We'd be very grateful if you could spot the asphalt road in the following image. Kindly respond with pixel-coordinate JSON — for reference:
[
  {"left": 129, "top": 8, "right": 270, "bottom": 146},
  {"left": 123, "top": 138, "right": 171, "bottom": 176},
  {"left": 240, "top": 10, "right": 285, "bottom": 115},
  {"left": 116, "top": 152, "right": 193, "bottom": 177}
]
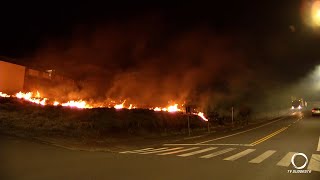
[{"left": 1, "top": 111, "right": 319, "bottom": 180}]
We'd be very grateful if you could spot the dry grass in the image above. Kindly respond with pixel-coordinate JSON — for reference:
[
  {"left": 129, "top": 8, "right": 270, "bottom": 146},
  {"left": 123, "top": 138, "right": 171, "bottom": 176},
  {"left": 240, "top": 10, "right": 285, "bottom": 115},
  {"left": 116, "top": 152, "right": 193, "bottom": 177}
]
[{"left": 0, "top": 97, "right": 208, "bottom": 139}]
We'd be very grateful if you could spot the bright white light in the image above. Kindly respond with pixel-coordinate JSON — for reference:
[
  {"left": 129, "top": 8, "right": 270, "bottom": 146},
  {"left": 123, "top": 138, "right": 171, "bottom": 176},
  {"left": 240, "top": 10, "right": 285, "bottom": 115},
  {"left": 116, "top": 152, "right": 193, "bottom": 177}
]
[{"left": 311, "top": 1, "right": 320, "bottom": 26}]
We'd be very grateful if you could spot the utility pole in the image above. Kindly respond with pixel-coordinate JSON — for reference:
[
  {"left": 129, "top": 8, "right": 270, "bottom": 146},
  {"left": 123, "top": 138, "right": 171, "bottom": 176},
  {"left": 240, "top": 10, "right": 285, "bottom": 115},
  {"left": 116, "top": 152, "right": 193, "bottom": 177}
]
[
  {"left": 232, "top": 106, "right": 234, "bottom": 127},
  {"left": 187, "top": 114, "right": 191, "bottom": 136},
  {"left": 186, "top": 106, "right": 191, "bottom": 136}
]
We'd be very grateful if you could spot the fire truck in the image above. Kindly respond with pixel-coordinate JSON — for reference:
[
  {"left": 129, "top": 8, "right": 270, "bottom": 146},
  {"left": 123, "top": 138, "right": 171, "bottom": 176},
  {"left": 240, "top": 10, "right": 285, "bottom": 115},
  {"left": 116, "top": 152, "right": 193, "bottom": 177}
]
[{"left": 291, "top": 97, "right": 307, "bottom": 110}]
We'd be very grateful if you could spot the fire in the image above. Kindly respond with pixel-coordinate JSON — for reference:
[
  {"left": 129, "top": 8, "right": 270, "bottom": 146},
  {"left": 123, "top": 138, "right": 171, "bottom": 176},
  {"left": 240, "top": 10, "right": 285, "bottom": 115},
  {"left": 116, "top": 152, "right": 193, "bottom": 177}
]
[
  {"left": 15, "top": 91, "right": 47, "bottom": 106},
  {"left": 114, "top": 100, "right": 126, "bottom": 109},
  {"left": 35, "top": 91, "right": 41, "bottom": 98},
  {"left": 167, "top": 104, "right": 180, "bottom": 112},
  {"left": 61, "top": 100, "right": 91, "bottom": 109},
  {"left": 16, "top": 92, "right": 32, "bottom": 99},
  {"left": 153, "top": 104, "right": 182, "bottom": 113},
  {"left": 196, "top": 112, "right": 208, "bottom": 121},
  {"left": 53, "top": 101, "right": 60, "bottom": 106},
  {"left": 0, "top": 92, "right": 10, "bottom": 98},
  {"left": 114, "top": 104, "right": 124, "bottom": 109},
  {"left": 37, "top": 98, "right": 47, "bottom": 106},
  {"left": 1, "top": 90, "right": 209, "bottom": 121}
]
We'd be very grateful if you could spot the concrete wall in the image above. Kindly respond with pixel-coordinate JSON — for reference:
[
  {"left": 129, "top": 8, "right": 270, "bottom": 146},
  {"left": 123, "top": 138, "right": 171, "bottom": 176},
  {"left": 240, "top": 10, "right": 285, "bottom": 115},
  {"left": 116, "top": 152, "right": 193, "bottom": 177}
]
[{"left": 0, "top": 61, "right": 26, "bottom": 94}]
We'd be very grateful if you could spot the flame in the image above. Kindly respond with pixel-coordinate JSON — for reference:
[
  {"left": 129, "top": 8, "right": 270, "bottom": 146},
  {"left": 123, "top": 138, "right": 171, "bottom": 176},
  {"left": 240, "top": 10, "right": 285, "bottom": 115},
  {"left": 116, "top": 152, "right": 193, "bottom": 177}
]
[
  {"left": 167, "top": 104, "right": 180, "bottom": 112},
  {"left": 153, "top": 104, "right": 182, "bottom": 112},
  {"left": 38, "top": 98, "right": 47, "bottom": 106},
  {"left": 196, "top": 112, "right": 208, "bottom": 121},
  {"left": 0, "top": 92, "right": 10, "bottom": 97},
  {"left": 53, "top": 101, "right": 60, "bottom": 106},
  {"left": 61, "top": 100, "right": 91, "bottom": 109},
  {"left": 114, "top": 100, "right": 126, "bottom": 109},
  {"left": 15, "top": 91, "right": 47, "bottom": 106},
  {"left": 16, "top": 92, "right": 32, "bottom": 99},
  {"left": 36, "top": 91, "right": 41, "bottom": 98},
  {"left": 1, "top": 90, "right": 209, "bottom": 121},
  {"left": 114, "top": 104, "right": 124, "bottom": 109}
]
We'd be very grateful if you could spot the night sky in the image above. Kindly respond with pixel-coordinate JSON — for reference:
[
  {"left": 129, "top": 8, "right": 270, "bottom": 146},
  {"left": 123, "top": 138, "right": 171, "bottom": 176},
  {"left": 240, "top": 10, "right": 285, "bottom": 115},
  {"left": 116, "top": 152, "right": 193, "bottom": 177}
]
[
  {"left": 1, "top": 1, "right": 320, "bottom": 107},
  {"left": 0, "top": 2, "right": 303, "bottom": 58}
]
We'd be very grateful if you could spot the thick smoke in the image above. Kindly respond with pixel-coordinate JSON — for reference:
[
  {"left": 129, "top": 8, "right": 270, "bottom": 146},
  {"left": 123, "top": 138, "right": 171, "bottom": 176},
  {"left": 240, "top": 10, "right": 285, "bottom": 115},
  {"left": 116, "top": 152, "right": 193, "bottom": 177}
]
[{"left": 28, "top": 15, "right": 260, "bottom": 110}]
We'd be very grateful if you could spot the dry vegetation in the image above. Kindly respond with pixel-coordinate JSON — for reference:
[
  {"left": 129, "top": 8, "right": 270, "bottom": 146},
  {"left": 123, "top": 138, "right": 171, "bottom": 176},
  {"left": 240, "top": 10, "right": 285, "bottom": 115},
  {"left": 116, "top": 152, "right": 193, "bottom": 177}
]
[
  {"left": 0, "top": 97, "right": 209, "bottom": 139},
  {"left": 0, "top": 96, "right": 287, "bottom": 142}
]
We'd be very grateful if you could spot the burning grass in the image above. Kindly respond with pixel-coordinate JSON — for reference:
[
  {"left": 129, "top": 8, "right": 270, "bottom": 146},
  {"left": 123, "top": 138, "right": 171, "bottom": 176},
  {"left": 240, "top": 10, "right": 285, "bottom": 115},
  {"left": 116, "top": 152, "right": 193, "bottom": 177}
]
[
  {"left": 2, "top": 91, "right": 208, "bottom": 121},
  {"left": 0, "top": 97, "right": 208, "bottom": 139}
]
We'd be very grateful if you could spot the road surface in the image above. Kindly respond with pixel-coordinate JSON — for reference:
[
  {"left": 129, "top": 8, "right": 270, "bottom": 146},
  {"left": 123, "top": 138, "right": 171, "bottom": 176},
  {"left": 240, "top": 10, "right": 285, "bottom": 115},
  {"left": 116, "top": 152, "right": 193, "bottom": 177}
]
[{"left": 1, "top": 111, "right": 319, "bottom": 180}]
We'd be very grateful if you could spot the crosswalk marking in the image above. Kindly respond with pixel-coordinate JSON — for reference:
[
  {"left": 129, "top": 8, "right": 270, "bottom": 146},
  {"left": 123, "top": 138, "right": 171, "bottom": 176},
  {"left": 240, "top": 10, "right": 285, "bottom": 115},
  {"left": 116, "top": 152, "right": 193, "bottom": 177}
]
[
  {"left": 178, "top": 147, "right": 217, "bottom": 157},
  {"left": 158, "top": 147, "right": 200, "bottom": 155},
  {"left": 307, "top": 154, "right": 320, "bottom": 172},
  {"left": 224, "top": 149, "right": 256, "bottom": 161},
  {"left": 249, "top": 150, "right": 276, "bottom": 163},
  {"left": 200, "top": 148, "right": 236, "bottom": 159},
  {"left": 120, "top": 147, "right": 320, "bottom": 172},
  {"left": 276, "top": 152, "right": 296, "bottom": 167},
  {"left": 139, "top": 147, "right": 183, "bottom": 154},
  {"left": 120, "top": 147, "right": 167, "bottom": 154},
  {"left": 317, "top": 136, "right": 320, "bottom": 151}
]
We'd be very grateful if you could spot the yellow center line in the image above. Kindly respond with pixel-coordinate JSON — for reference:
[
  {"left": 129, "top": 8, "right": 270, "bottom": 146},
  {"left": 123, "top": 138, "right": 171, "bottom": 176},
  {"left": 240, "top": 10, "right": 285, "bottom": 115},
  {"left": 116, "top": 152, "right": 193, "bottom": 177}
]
[
  {"left": 197, "top": 116, "right": 288, "bottom": 144},
  {"left": 250, "top": 127, "right": 288, "bottom": 146},
  {"left": 250, "top": 128, "right": 285, "bottom": 146}
]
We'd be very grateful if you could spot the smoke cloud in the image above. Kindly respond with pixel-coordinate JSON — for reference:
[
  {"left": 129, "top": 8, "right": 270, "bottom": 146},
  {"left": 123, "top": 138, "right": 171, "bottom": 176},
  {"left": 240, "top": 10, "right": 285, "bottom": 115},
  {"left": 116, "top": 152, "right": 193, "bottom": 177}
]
[{"left": 26, "top": 14, "right": 272, "bottom": 110}]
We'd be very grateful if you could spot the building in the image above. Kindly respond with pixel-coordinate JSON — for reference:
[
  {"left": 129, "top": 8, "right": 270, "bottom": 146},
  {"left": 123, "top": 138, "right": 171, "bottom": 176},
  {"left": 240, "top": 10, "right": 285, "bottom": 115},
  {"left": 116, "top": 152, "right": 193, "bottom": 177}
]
[
  {"left": 0, "top": 60, "right": 26, "bottom": 94},
  {"left": 0, "top": 59, "right": 75, "bottom": 94}
]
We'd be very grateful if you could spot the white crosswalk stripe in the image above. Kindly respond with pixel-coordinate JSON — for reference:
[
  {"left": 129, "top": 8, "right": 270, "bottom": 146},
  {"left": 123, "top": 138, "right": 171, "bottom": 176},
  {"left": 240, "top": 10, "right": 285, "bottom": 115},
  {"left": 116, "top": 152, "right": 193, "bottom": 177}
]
[
  {"left": 223, "top": 149, "right": 256, "bottom": 161},
  {"left": 158, "top": 147, "right": 200, "bottom": 155},
  {"left": 139, "top": 147, "right": 183, "bottom": 154},
  {"left": 200, "top": 148, "right": 236, "bottom": 159},
  {"left": 178, "top": 147, "right": 217, "bottom": 157},
  {"left": 120, "top": 147, "right": 320, "bottom": 173},
  {"left": 307, "top": 154, "right": 320, "bottom": 172},
  {"left": 276, "top": 152, "right": 297, "bottom": 167},
  {"left": 120, "top": 147, "right": 167, "bottom": 154},
  {"left": 249, "top": 150, "right": 276, "bottom": 164}
]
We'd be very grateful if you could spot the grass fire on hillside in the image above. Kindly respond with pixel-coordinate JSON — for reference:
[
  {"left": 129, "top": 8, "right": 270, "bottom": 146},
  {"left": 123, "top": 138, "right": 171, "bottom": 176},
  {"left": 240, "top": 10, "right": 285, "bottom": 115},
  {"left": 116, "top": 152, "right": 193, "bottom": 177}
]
[{"left": 0, "top": 91, "right": 208, "bottom": 121}]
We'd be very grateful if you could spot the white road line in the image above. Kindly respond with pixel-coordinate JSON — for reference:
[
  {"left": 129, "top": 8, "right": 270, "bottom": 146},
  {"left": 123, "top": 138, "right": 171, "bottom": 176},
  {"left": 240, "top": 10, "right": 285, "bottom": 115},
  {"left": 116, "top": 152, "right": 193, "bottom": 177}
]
[
  {"left": 307, "top": 154, "right": 320, "bottom": 172},
  {"left": 223, "top": 149, "right": 256, "bottom": 161},
  {"left": 249, "top": 150, "right": 276, "bottom": 164},
  {"left": 158, "top": 147, "right": 200, "bottom": 155},
  {"left": 276, "top": 152, "right": 296, "bottom": 167},
  {"left": 120, "top": 148, "right": 155, "bottom": 154},
  {"left": 120, "top": 147, "right": 167, "bottom": 154},
  {"left": 317, "top": 136, "right": 320, "bottom": 151},
  {"left": 164, "top": 143, "right": 253, "bottom": 147},
  {"left": 139, "top": 147, "right": 183, "bottom": 154},
  {"left": 178, "top": 147, "right": 217, "bottom": 157},
  {"left": 197, "top": 117, "right": 287, "bottom": 144},
  {"left": 200, "top": 148, "right": 236, "bottom": 159}
]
